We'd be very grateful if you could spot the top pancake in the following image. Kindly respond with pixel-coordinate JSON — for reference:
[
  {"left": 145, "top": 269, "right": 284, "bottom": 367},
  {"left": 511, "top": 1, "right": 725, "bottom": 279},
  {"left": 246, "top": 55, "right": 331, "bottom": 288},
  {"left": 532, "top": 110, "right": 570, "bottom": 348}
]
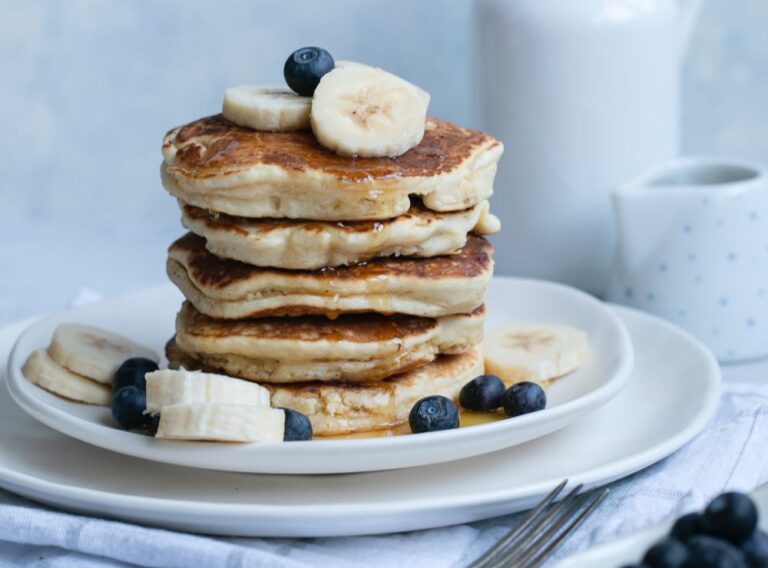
[{"left": 162, "top": 115, "right": 503, "bottom": 221}]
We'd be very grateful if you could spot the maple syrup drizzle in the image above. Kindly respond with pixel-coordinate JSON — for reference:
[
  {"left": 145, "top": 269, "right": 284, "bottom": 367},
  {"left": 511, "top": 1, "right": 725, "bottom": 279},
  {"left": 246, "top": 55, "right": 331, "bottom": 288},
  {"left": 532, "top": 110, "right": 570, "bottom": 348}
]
[{"left": 317, "top": 410, "right": 506, "bottom": 440}]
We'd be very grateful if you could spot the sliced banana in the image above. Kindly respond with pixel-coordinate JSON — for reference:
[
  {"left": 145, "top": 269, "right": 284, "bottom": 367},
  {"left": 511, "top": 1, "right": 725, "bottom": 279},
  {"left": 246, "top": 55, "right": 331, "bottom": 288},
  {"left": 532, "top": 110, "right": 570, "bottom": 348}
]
[
  {"left": 145, "top": 369, "right": 270, "bottom": 415},
  {"left": 48, "top": 323, "right": 158, "bottom": 385},
  {"left": 22, "top": 350, "right": 112, "bottom": 405},
  {"left": 310, "top": 62, "right": 430, "bottom": 157},
  {"left": 222, "top": 86, "right": 311, "bottom": 131},
  {"left": 482, "top": 323, "right": 589, "bottom": 385},
  {"left": 156, "top": 403, "right": 285, "bottom": 442}
]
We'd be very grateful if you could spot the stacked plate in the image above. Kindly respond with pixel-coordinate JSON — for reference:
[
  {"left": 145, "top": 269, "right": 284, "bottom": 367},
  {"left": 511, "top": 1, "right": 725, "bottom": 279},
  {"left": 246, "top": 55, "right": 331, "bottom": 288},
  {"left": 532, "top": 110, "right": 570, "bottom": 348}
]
[{"left": 2, "top": 276, "right": 721, "bottom": 536}]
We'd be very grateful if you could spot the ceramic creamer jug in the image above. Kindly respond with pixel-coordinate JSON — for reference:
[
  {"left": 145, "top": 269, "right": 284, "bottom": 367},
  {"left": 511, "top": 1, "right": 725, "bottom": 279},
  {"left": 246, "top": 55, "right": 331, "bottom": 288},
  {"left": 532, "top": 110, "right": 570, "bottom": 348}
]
[
  {"left": 474, "top": 0, "right": 701, "bottom": 296},
  {"left": 608, "top": 157, "right": 768, "bottom": 362}
]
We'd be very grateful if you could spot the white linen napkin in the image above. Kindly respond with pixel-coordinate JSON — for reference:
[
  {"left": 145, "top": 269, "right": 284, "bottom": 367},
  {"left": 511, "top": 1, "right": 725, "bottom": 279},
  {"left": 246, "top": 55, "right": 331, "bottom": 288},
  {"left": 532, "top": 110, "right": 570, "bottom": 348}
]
[{"left": 1, "top": 381, "right": 768, "bottom": 568}]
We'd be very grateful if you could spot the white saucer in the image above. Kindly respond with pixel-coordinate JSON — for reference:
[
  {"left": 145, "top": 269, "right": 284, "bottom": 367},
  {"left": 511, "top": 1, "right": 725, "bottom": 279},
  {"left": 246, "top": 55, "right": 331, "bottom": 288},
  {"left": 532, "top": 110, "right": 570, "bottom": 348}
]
[
  {"left": 6, "top": 278, "right": 633, "bottom": 474},
  {"left": 0, "top": 305, "right": 719, "bottom": 537}
]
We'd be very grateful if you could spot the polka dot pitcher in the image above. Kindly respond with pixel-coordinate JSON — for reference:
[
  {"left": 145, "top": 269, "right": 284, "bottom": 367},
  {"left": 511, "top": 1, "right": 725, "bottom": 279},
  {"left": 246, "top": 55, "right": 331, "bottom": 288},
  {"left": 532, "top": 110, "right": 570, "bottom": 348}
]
[{"left": 608, "top": 157, "right": 768, "bottom": 362}]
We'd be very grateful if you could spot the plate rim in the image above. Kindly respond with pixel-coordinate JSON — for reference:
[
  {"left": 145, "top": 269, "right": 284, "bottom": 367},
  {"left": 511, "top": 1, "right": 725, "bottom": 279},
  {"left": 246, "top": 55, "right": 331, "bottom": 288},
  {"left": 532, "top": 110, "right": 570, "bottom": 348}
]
[
  {"left": 0, "top": 303, "right": 720, "bottom": 520},
  {"left": 4, "top": 278, "right": 634, "bottom": 473}
]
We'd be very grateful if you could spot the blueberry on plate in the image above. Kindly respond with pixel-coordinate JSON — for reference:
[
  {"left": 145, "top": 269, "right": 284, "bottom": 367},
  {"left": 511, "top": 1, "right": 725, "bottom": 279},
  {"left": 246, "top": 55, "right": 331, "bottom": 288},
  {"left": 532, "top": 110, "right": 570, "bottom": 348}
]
[
  {"left": 686, "top": 535, "right": 749, "bottom": 567},
  {"left": 670, "top": 512, "right": 704, "bottom": 542},
  {"left": 111, "top": 386, "right": 152, "bottom": 430},
  {"left": 702, "top": 492, "right": 758, "bottom": 543},
  {"left": 741, "top": 530, "right": 768, "bottom": 567},
  {"left": 281, "top": 408, "right": 313, "bottom": 441},
  {"left": 642, "top": 538, "right": 689, "bottom": 568},
  {"left": 502, "top": 381, "right": 546, "bottom": 418},
  {"left": 459, "top": 374, "right": 505, "bottom": 411},
  {"left": 113, "top": 357, "right": 158, "bottom": 392},
  {"left": 409, "top": 396, "right": 459, "bottom": 434},
  {"left": 284, "top": 47, "right": 334, "bottom": 96}
]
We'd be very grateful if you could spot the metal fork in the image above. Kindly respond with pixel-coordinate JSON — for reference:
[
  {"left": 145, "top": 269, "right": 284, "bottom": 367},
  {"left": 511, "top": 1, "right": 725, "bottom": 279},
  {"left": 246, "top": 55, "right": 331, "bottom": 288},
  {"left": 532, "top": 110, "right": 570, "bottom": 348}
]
[{"left": 467, "top": 480, "right": 609, "bottom": 568}]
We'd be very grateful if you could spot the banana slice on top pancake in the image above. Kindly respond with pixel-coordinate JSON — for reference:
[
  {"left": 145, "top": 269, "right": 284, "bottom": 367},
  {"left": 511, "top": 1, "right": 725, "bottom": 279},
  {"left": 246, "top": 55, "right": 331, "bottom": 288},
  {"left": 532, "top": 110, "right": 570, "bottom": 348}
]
[
  {"left": 222, "top": 86, "right": 311, "bottom": 131},
  {"left": 311, "top": 63, "right": 430, "bottom": 157}
]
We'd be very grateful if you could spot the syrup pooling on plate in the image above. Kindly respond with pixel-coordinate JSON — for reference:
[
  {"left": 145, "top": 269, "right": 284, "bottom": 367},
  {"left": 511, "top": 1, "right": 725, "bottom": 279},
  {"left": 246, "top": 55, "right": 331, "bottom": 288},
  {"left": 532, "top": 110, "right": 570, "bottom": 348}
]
[{"left": 319, "top": 410, "right": 506, "bottom": 440}]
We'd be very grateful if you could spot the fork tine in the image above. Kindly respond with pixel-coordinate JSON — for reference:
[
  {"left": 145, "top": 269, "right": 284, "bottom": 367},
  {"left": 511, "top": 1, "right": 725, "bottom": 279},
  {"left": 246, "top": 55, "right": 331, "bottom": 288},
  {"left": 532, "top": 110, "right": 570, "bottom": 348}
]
[
  {"left": 467, "top": 479, "right": 569, "bottom": 568},
  {"left": 522, "top": 488, "right": 610, "bottom": 568},
  {"left": 494, "top": 484, "right": 585, "bottom": 567}
]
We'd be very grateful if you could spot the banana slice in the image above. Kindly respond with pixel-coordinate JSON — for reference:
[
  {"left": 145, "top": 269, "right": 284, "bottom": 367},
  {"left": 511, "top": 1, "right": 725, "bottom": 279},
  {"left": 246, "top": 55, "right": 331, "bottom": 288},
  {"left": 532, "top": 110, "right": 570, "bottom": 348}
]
[
  {"left": 22, "top": 350, "right": 112, "bottom": 405},
  {"left": 48, "top": 324, "right": 158, "bottom": 385},
  {"left": 156, "top": 403, "right": 285, "bottom": 442},
  {"left": 482, "top": 323, "right": 589, "bottom": 385},
  {"left": 145, "top": 369, "right": 270, "bottom": 415},
  {"left": 222, "top": 86, "right": 311, "bottom": 131},
  {"left": 310, "top": 62, "right": 430, "bottom": 157}
]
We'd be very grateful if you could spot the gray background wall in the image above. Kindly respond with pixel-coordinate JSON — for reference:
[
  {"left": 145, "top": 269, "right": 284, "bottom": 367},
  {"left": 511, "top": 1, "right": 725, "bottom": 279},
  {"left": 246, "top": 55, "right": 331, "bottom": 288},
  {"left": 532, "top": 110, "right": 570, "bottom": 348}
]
[{"left": 1, "top": 0, "right": 766, "bottom": 322}]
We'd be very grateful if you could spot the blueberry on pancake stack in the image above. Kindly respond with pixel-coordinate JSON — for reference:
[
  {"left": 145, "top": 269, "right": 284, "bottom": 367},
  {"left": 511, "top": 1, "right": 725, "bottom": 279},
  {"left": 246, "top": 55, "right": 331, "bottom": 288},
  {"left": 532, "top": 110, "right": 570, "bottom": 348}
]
[{"left": 160, "top": 49, "right": 503, "bottom": 436}]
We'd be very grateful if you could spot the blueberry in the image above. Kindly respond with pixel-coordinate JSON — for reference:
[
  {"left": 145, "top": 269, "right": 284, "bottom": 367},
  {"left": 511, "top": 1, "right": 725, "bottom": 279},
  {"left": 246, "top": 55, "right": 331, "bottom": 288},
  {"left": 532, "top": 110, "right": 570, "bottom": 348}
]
[
  {"left": 502, "top": 381, "right": 546, "bottom": 417},
  {"left": 284, "top": 47, "right": 334, "bottom": 96},
  {"left": 113, "top": 357, "right": 158, "bottom": 392},
  {"left": 642, "top": 538, "right": 689, "bottom": 568},
  {"left": 671, "top": 512, "right": 704, "bottom": 542},
  {"left": 687, "top": 535, "right": 749, "bottom": 567},
  {"left": 281, "top": 408, "right": 313, "bottom": 441},
  {"left": 702, "top": 492, "right": 758, "bottom": 543},
  {"left": 111, "top": 386, "right": 152, "bottom": 430},
  {"left": 459, "top": 374, "right": 505, "bottom": 411},
  {"left": 742, "top": 531, "right": 768, "bottom": 567},
  {"left": 409, "top": 396, "right": 459, "bottom": 433}
]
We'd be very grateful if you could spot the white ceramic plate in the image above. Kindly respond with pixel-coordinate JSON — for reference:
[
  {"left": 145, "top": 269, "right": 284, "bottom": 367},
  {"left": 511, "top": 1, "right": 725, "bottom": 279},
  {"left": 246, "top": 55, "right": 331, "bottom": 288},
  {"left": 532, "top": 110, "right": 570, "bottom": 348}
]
[
  {"left": 557, "top": 485, "right": 768, "bottom": 567},
  {"left": 6, "top": 278, "right": 633, "bottom": 475},
  {"left": 0, "top": 305, "right": 718, "bottom": 537}
]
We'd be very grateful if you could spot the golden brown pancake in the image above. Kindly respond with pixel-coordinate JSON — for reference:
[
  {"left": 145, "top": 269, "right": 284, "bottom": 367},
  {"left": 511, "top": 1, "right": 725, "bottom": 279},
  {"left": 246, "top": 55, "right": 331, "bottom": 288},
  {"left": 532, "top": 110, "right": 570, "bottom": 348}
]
[
  {"left": 173, "top": 301, "right": 485, "bottom": 383},
  {"left": 167, "top": 232, "right": 493, "bottom": 319},
  {"left": 161, "top": 116, "right": 503, "bottom": 221},
  {"left": 178, "top": 199, "right": 498, "bottom": 269},
  {"left": 165, "top": 337, "right": 484, "bottom": 435}
]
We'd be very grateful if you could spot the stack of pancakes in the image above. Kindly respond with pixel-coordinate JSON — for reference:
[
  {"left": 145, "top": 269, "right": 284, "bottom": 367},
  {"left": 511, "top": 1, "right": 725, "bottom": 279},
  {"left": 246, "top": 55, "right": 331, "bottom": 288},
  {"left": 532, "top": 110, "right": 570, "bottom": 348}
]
[{"left": 161, "top": 114, "right": 503, "bottom": 436}]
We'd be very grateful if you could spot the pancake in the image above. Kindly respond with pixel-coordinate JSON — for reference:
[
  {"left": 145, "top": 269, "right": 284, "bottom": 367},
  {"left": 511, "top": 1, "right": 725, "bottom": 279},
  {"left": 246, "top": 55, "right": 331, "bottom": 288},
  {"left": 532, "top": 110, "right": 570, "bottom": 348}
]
[
  {"left": 167, "top": 233, "right": 493, "bottom": 319},
  {"left": 166, "top": 338, "right": 484, "bottom": 435},
  {"left": 179, "top": 199, "right": 498, "bottom": 269},
  {"left": 161, "top": 115, "right": 503, "bottom": 221},
  {"left": 174, "top": 301, "right": 485, "bottom": 383}
]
